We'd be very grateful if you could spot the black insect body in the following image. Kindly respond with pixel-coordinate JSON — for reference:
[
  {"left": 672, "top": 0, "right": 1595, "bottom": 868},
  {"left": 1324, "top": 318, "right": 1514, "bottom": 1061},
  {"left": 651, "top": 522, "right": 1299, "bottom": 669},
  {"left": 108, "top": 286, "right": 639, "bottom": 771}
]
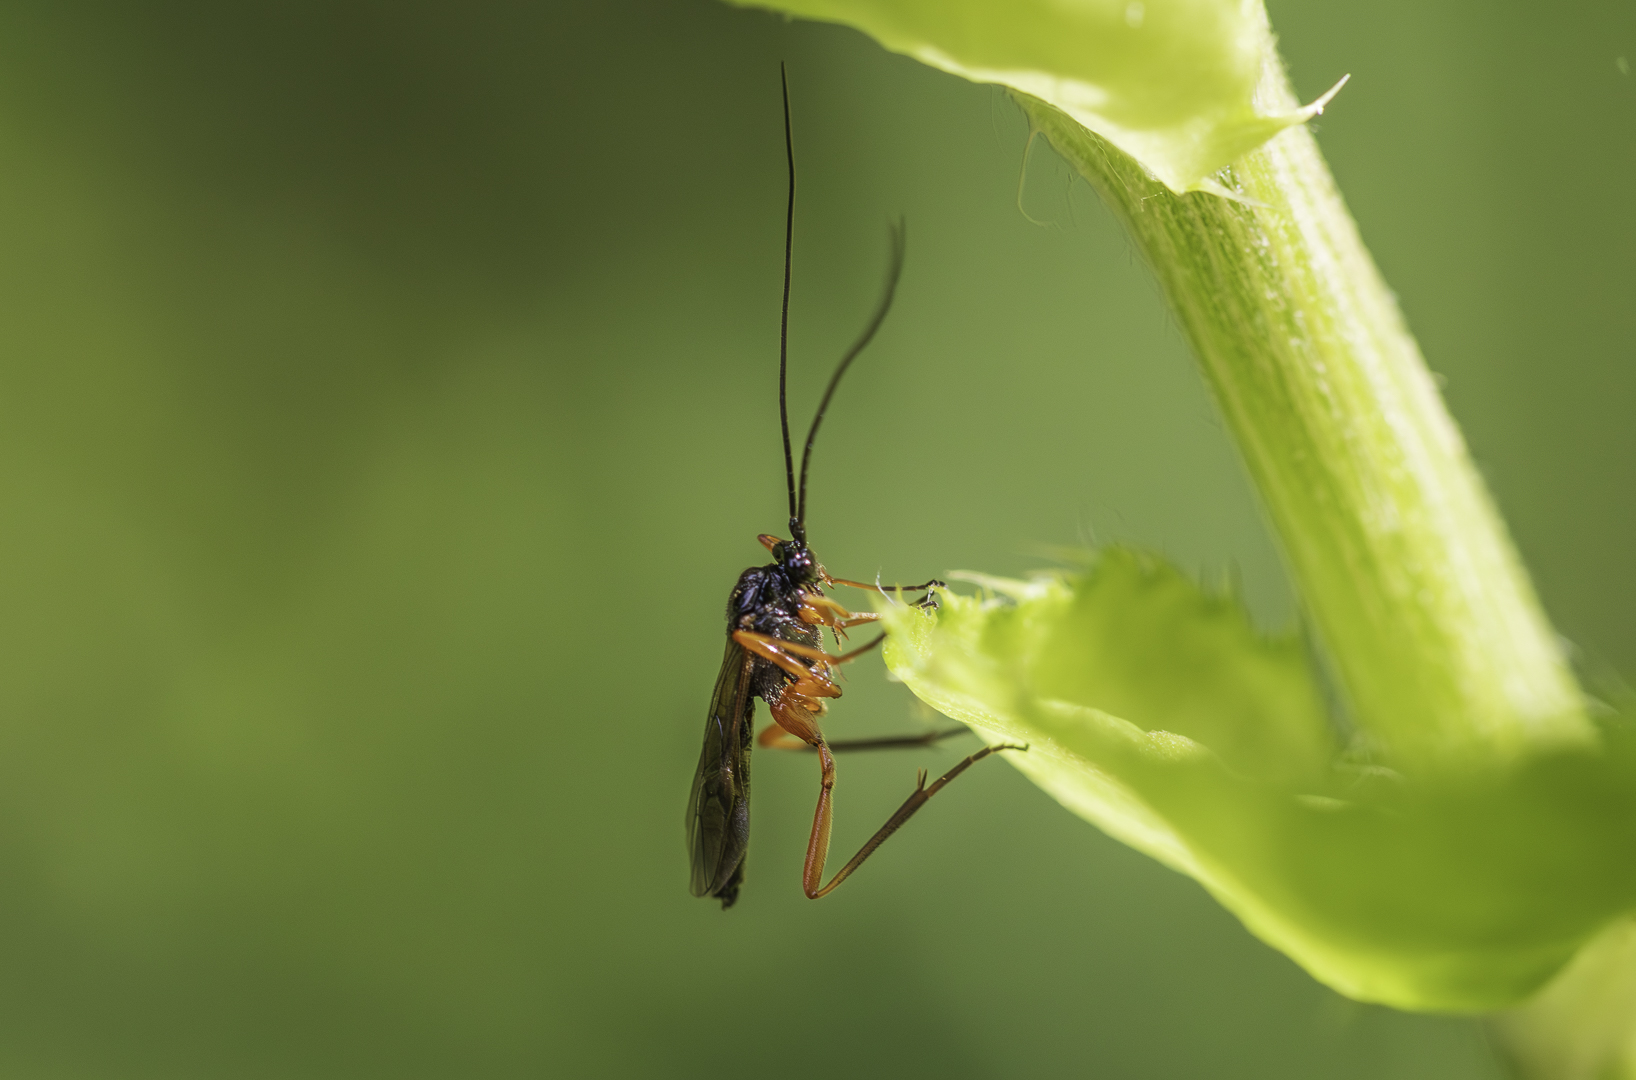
[
  {"left": 686, "top": 68, "right": 1021, "bottom": 909},
  {"left": 729, "top": 551, "right": 821, "bottom": 710}
]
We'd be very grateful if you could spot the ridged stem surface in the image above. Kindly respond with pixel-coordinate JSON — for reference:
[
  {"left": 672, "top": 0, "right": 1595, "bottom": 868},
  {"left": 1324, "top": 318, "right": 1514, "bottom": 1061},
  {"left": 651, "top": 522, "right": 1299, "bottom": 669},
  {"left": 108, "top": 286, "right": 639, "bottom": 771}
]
[{"left": 1016, "top": 59, "right": 1587, "bottom": 765}]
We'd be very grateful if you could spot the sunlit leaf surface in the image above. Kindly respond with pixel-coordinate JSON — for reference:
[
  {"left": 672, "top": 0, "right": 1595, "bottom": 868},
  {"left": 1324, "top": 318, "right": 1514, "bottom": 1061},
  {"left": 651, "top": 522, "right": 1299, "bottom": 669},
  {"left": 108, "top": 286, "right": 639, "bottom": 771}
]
[
  {"left": 729, "top": 0, "right": 1344, "bottom": 194},
  {"left": 881, "top": 552, "right": 1636, "bottom": 1012}
]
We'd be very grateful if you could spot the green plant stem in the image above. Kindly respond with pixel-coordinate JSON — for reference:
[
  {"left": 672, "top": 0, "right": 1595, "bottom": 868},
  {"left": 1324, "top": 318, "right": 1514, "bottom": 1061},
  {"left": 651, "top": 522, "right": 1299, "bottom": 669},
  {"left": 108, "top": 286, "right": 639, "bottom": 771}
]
[
  {"left": 1015, "top": 56, "right": 1588, "bottom": 766},
  {"left": 1496, "top": 919, "right": 1636, "bottom": 1080}
]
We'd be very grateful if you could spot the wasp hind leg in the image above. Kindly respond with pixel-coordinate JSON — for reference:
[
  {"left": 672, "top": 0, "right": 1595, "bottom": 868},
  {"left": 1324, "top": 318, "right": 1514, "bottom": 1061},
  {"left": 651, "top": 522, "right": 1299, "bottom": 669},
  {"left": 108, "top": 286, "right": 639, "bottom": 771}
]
[
  {"left": 737, "top": 630, "right": 1017, "bottom": 900},
  {"left": 806, "top": 740, "right": 1025, "bottom": 900},
  {"left": 759, "top": 676, "right": 1023, "bottom": 900}
]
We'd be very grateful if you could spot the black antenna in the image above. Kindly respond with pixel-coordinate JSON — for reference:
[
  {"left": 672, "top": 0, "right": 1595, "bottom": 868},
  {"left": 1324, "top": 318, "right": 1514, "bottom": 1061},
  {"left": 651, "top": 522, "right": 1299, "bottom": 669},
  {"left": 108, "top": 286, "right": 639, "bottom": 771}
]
[
  {"left": 778, "top": 64, "right": 799, "bottom": 534},
  {"left": 794, "top": 218, "right": 907, "bottom": 541}
]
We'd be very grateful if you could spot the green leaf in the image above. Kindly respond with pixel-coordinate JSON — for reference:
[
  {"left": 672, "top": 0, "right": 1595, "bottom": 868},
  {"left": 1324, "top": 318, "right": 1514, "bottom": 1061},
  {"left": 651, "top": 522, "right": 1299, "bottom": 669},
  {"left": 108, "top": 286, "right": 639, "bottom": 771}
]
[
  {"left": 880, "top": 551, "right": 1636, "bottom": 1012},
  {"left": 728, "top": 0, "right": 1345, "bottom": 194}
]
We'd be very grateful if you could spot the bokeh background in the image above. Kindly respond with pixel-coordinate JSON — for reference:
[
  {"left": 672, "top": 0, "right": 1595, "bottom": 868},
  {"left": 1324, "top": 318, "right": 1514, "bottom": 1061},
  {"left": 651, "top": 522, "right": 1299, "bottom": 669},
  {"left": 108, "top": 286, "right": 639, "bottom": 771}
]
[{"left": 0, "top": 0, "right": 1629, "bottom": 1076}]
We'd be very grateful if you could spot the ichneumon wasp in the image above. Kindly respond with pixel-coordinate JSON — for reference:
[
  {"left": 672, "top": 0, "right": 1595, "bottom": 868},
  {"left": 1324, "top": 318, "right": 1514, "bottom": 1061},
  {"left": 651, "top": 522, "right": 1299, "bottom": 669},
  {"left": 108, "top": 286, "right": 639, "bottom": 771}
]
[{"left": 686, "top": 66, "right": 1023, "bottom": 909}]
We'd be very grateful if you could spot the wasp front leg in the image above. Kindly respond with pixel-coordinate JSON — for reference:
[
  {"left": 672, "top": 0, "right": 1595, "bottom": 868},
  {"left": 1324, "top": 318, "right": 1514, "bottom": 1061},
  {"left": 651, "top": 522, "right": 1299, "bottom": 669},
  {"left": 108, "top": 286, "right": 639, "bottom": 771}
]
[
  {"left": 822, "top": 572, "right": 944, "bottom": 610},
  {"left": 798, "top": 592, "right": 880, "bottom": 627},
  {"left": 796, "top": 591, "right": 881, "bottom": 650}
]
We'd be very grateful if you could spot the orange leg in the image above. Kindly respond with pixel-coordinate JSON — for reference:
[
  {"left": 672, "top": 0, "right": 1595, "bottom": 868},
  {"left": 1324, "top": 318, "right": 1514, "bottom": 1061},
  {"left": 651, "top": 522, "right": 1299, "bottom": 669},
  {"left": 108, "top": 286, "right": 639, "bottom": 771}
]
[
  {"left": 823, "top": 573, "right": 944, "bottom": 610},
  {"left": 735, "top": 631, "right": 835, "bottom": 668},
  {"left": 805, "top": 740, "right": 838, "bottom": 899},
  {"left": 798, "top": 592, "right": 881, "bottom": 651},
  {"left": 758, "top": 722, "right": 811, "bottom": 750},
  {"left": 805, "top": 741, "right": 1026, "bottom": 899},
  {"left": 760, "top": 723, "right": 969, "bottom": 753},
  {"left": 740, "top": 625, "right": 1005, "bottom": 900},
  {"left": 767, "top": 684, "right": 825, "bottom": 743},
  {"left": 752, "top": 681, "right": 837, "bottom": 898},
  {"left": 798, "top": 593, "right": 852, "bottom": 624},
  {"left": 765, "top": 688, "right": 839, "bottom": 899},
  {"left": 824, "top": 573, "right": 944, "bottom": 595},
  {"left": 731, "top": 629, "right": 887, "bottom": 699},
  {"left": 798, "top": 592, "right": 882, "bottom": 630},
  {"left": 732, "top": 630, "right": 842, "bottom": 699},
  {"left": 778, "top": 676, "right": 1023, "bottom": 900}
]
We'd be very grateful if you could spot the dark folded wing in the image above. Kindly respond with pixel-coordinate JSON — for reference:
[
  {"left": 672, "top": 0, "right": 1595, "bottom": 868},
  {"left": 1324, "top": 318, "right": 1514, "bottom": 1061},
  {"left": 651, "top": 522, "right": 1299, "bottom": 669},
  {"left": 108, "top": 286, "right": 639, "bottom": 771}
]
[{"left": 687, "top": 639, "right": 755, "bottom": 903}]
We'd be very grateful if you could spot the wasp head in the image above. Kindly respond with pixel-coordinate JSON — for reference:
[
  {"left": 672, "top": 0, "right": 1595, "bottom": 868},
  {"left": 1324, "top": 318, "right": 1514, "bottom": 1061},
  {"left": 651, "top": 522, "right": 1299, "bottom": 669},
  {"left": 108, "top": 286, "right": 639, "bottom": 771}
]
[{"left": 758, "top": 533, "right": 820, "bottom": 584}]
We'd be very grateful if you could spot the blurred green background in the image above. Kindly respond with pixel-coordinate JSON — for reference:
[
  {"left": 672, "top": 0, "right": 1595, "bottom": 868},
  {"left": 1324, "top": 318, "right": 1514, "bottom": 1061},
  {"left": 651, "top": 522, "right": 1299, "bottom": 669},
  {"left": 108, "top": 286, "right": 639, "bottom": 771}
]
[{"left": 0, "top": 0, "right": 1628, "bottom": 1076}]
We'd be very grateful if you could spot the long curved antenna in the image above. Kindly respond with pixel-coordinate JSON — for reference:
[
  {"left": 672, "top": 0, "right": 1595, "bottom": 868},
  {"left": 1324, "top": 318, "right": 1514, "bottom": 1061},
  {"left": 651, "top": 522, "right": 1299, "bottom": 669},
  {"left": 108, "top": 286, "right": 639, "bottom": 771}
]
[
  {"left": 794, "top": 218, "right": 906, "bottom": 541},
  {"left": 778, "top": 64, "right": 799, "bottom": 531}
]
